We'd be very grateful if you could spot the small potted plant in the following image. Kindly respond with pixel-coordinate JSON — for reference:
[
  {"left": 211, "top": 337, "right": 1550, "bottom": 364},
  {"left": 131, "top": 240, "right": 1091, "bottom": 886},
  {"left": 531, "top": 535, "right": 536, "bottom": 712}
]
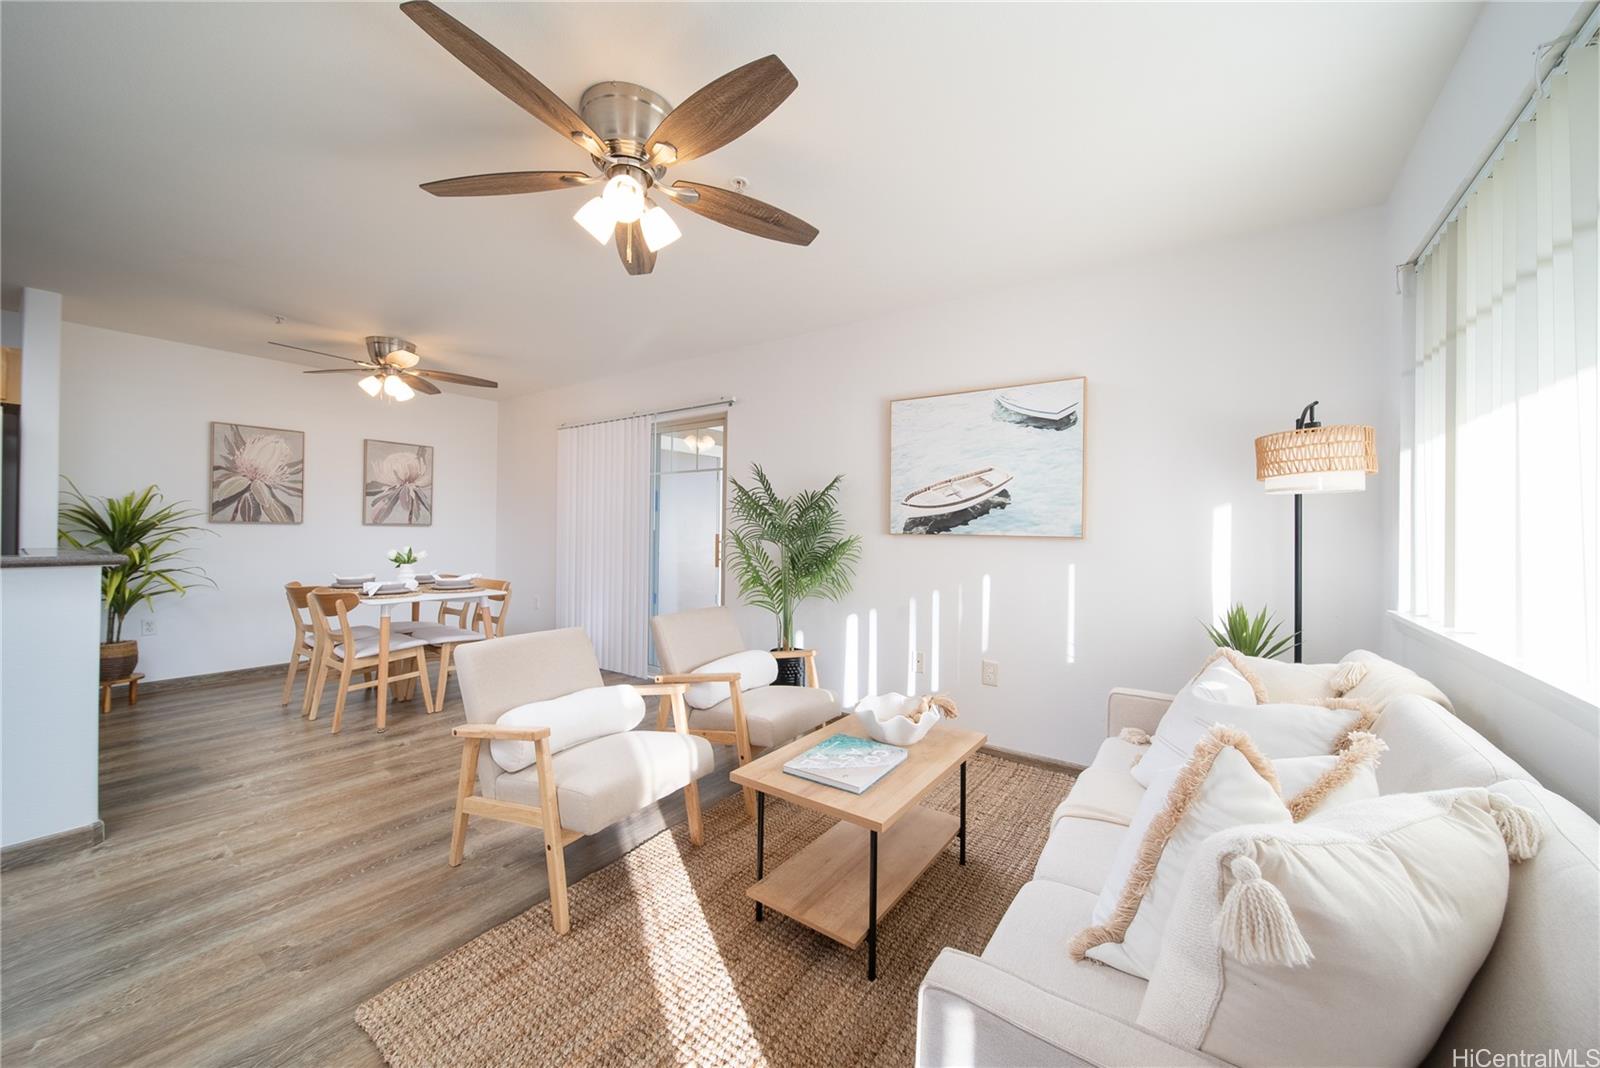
[
  {"left": 386, "top": 545, "right": 427, "bottom": 581},
  {"left": 726, "top": 465, "right": 861, "bottom": 685},
  {"left": 1203, "top": 603, "right": 1298, "bottom": 659},
  {"left": 59, "top": 480, "right": 214, "bottom": 682}
]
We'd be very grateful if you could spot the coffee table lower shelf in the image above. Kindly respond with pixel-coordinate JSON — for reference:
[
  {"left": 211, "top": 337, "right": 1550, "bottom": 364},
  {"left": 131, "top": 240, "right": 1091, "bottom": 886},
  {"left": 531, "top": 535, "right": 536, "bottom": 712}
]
[{"left": 747, "top": 805, "right": 958, "bottom": 949}]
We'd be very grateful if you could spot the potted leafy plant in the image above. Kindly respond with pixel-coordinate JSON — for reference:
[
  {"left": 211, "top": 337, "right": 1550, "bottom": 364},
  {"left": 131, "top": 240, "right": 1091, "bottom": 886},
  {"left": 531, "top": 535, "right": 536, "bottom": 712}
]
[
  {"left": 59, "top": 480, "right": 214, "bottom": 681},
  {"left": 1203, "top": 603, "right": 1297, "bottom": 660},
  {"left": 726, "top": 465, "right": 862, "bottom": 685}
]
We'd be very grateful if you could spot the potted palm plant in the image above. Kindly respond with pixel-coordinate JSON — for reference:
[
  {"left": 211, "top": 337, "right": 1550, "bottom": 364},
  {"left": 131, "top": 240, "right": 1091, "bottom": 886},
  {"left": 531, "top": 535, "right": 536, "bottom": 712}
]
[
  {"left": 59, "top": 480, "right": 214, "bottom": 681},
  {"left": 726, "top": 465, "right": 862, "bottom": 685}
]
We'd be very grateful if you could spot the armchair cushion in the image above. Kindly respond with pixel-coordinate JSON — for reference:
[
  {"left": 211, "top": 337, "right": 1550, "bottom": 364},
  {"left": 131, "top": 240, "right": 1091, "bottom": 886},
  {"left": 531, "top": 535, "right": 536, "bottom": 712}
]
[
  {"left": 650, "top": 606, "right": 746, "bottom": 677},
  {"left": 489, "top": 685, "right": 646, "bottom": 772},
  {"left": 683, "top": 649, "right": 779, "bottom": 708},
  {"left": 493, "top": 731, "right": 714, "bottom": 835},
  {"left": 691, "top": 683, "right": 839, "bottom": 747}
]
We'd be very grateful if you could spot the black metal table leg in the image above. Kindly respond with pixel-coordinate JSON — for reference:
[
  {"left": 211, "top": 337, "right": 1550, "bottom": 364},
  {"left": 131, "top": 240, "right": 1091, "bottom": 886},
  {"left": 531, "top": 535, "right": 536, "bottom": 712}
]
[
  {"left": 959, "top": 761, "right": 968, "bottom": 865},
  {"left": 868, "top": 829, "right": 878, "bottom": 981},
  {"left": 755, "top": 791, "right": 765, "bottom": 921}
]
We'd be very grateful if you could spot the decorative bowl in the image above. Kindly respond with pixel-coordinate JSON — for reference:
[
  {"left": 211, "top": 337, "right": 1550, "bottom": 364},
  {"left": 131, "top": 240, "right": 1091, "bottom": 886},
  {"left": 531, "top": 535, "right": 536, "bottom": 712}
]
[{"left": 852, "top": 692, "right": 942, "bottom": 746}]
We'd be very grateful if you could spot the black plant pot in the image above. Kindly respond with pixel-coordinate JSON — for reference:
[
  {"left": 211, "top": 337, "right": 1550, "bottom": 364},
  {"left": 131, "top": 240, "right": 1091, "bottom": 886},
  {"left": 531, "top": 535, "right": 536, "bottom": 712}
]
[{"left": 772, "top": 650, "right": 805, "bottom": 687}]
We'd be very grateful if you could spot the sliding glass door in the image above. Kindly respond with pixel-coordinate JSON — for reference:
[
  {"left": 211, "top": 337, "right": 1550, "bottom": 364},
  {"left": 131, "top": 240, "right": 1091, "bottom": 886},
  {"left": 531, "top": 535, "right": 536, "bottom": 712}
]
[{"left": 649, "top": 416, "right": 725, "bottom": 668}]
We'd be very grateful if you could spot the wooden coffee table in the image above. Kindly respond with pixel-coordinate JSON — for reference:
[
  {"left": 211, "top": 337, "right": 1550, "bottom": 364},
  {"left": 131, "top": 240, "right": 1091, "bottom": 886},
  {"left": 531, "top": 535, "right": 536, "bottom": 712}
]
[{"left": 729, "top": 718, "right": 986, "bottom": 980}]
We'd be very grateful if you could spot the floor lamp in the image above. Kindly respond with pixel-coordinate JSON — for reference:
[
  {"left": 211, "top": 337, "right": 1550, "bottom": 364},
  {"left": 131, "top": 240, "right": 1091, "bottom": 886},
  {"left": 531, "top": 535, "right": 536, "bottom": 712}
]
[{"left": 1254, "top": 402, "right": 1377, "bottom": 663}]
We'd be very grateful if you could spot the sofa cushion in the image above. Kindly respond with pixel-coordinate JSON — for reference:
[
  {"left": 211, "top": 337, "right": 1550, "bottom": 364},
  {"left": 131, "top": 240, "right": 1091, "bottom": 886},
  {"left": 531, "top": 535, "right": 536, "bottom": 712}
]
[
  {"left": 1074, "top": 728, "right": 1293, "bottom": 978},
  {"left": 981, "top": 879, "right": 1147, "bottom": 1022},
  {"left": 1052, "top": 765, "right": 1146, "bottom": 827},
  {"left": 1033, "top": 816, "right": 1128, "bottom": 894},
  {"left": 490, "top": 685, "right": 647, "bottom": 771},
  {"left": 1273, "top": 730, "right": 1385, "bottom": 820},
  {"left": 1430, "top": 779, "right": 1600, "bottom": 1062},
  {"left": 493, "top": 730, "right": 714, "bottom": 835},
  {"left": 1339, "top": 647, "right": 1455, "bottom": 711},
  {"left": 1373, "top": 693, "right": 1534, "bottom": 794},
  {"left": 682, "top": 649, "right": 779, "bottom": 709},
  {"left": 689, "top": 684, "right": 838, "bottom": 748},
  {"left": 1138, "top": 788, "right": 1537, "bottom": 1068},
  {"left": 1237, "top": 655, "right": 1338, "bottom": 703}
]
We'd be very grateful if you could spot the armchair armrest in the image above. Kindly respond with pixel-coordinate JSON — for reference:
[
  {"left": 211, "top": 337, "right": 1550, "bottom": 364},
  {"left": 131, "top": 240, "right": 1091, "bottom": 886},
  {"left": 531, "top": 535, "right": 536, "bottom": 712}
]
[
  {"left": 633, "top": 682, "right": 689, "bottom": 697},
  {"left": 917, "top": 949, "right": 1219, "bottom": 1067},
  {"left": 653, "top": 672, "right": 741, "bottom": 685},
  {"left": 452, "top": 723, "right": 551, "bottom": 742},
  {"left": 1105, "top": 688, "right": 1174, "bottom": 739}
]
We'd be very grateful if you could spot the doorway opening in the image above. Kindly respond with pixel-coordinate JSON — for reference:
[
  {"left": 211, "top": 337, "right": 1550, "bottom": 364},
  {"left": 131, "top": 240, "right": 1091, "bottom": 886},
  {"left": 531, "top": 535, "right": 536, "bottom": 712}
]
[{"left": 649, "top": 415, "right": 726, "bottom": 669}]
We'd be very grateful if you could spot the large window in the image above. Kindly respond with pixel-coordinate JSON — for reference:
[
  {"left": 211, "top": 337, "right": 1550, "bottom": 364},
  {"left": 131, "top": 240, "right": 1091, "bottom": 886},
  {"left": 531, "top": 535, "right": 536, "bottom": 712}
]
[{"left": 1401, "top": 37, "right": 1597, "bottom": 701}]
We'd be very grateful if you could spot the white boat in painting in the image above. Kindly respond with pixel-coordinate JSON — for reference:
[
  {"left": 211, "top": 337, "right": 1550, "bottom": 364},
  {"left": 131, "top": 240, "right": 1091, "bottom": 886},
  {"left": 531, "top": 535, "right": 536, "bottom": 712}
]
[
  {"left": 996, "top": 382, "right": 1080, "bottom": 424},
  {"left": 902, "top": 466, "right": 1015, "bottom": 515}
]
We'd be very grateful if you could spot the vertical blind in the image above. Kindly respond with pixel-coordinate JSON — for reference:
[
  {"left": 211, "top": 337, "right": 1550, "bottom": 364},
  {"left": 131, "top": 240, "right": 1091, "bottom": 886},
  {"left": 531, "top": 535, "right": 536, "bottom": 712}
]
[
  {"left": 555, "top": 415, "right": 652, "bottom": 677},
  {"left": 1405, "top": 38, "right": 1598, "bottom": 701}
]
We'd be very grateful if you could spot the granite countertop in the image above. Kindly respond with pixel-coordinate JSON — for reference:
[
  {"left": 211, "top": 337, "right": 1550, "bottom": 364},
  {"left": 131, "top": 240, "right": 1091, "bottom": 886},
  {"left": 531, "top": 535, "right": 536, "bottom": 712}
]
[{"left": 1, "top": 548, "right": 127, "bottom": 569}]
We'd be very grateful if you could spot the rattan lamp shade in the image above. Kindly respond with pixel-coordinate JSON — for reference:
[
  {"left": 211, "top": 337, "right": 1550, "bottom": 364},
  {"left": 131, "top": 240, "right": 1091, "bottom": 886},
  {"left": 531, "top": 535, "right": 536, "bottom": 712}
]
[{"left": 1254, "top": 424, "right": 1377, "bottom": 494}]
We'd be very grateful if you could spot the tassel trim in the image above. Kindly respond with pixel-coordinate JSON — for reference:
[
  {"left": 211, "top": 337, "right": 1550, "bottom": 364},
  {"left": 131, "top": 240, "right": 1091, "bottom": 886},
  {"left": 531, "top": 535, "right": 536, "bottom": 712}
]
[
  {"left": 1119, "top": 726, "right": 1152, "bottom": 746},
  {"left": 1329, "top": 660, "right": 1368, "bottom": 695},
  {"left": 1214, "top": 853, "right": 1314, "bottom": 967},
  {"left": 1488, "top": 794, "right": 1544, "bottom": 861},
  {"left": 1285, "top": 731, "right": 1387, "bottom": 821}
]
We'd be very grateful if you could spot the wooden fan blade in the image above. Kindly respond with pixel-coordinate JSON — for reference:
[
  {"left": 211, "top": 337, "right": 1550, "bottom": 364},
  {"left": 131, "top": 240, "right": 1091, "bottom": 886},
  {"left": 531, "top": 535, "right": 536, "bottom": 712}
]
[
  {"left": 302, "top": 368, "right": 372, "bottom": 374},
  {"left": 270, "top": 341, "right": 370, "bottom": 364},
  {"left": 646, "top": 55, "right": 796, "bottom": 166},
  {"left": 670, "top": 181, "right": 818, "bottom": 246},
  {"left": 400, "top": 1, "right": 606, "bottom": 155},
  {"left": 411, "top": 369, "right": 500, "bottom": 388},
  {"left": 615, "top": 220, "right": 656, "bottom": 275},
  {"left": 421, "top": 171, "right": 593, "bottom": 197},
  {"left": 398, "top": 371, "right": 442, "bottom": 395}
]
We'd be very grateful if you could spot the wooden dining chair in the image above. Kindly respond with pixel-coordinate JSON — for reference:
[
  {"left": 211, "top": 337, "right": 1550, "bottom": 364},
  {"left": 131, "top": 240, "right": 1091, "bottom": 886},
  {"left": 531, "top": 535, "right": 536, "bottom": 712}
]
[
  {"left": 392, "top": 579, "right": 512, "bottom": 709},
  {"left": 474, "top": 578, "right": 512, "bottom": 637},
  {"left": 282, "top": 581, "right": 376, "bottom": 709},
  {"left": 306, "top": 588, "right": 435, "bottom": 733}
]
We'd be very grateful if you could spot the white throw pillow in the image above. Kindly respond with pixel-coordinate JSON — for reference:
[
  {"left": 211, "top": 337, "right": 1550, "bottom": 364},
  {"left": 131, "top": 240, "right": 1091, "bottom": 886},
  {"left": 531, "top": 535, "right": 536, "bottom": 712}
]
[
  {"left": 683, "top": 649, "right": 779, "bottom": 709},
  {"left": 1135, "top": 687, "right": 1375, "bottom": 789},
  {"left": 1071, "top": 726, "right": 1292, "bottom": 979},
  {"left": 489, "top": 685, "right": 646, "bottom": 772},
  {"left": 1138, "top": 788, "right": 1542, "bottom": 1068},
  {"left": 1273, "top": 731, "right": 1385, "bottom": 820}
]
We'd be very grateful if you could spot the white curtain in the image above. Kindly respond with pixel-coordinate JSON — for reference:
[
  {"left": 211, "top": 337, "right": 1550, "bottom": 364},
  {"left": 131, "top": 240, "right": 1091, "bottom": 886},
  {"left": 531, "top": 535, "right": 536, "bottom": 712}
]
[
  {"left": 555, "top": 415, "right": 652, "bottom": 677},
  {"left": 1407, "top": 40, "right": 1598, "bottom": 700}
]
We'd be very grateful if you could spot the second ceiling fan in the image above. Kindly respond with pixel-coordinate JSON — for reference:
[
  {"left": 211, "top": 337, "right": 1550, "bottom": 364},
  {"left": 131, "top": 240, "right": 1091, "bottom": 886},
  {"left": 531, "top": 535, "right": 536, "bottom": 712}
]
[{"left": 400, "top": 0, "right": 818, "bottom": 276}]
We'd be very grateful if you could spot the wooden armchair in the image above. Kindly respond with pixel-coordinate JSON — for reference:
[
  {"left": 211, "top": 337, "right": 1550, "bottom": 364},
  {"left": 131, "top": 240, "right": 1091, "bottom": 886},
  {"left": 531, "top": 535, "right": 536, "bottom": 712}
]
[
  {"left": 650, "top": 606, "right": 837, "bottom": 816},
  {"left": 449, "top": 628, "right": 712, "bottom": 934}
]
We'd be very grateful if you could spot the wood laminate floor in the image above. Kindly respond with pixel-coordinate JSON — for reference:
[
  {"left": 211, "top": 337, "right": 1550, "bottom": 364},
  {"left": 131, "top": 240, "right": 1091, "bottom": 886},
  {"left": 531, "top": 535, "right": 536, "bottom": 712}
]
[{"left": 0, "top": 668, "right": 743, "bottom": 1067}]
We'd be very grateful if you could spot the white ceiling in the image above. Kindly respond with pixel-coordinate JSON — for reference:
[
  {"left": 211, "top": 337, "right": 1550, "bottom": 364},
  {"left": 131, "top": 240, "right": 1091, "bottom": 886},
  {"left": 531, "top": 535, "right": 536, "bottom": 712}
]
[{"left": 1, "top": 2, "right": 1479, "bottom": 394}]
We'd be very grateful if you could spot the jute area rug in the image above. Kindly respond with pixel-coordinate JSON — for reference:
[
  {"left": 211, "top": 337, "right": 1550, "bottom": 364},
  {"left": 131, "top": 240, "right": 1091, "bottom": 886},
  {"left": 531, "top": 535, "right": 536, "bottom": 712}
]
[{"left": 356, "top": 752, "right": 1074, "bottom": 1067}]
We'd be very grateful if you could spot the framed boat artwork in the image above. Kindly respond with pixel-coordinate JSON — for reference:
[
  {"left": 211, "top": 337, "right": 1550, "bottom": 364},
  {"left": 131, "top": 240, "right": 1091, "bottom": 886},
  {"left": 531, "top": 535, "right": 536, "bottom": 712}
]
[{"left": 888, "top": 376, "right": 1085, "bottom": 537}]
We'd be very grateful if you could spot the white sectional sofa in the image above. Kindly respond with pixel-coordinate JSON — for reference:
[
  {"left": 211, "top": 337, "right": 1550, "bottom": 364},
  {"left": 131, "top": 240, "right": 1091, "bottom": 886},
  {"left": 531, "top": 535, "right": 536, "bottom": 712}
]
[{"left": 916, "top": 651, "right": 1600, "bottom": 1067}]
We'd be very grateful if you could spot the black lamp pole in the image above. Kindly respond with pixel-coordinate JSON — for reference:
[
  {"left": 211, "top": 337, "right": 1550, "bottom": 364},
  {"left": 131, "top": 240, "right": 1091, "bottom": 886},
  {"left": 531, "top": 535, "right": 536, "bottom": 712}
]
[{"left": 1291, "top": 401, "right": 1320, "bottom": 664}]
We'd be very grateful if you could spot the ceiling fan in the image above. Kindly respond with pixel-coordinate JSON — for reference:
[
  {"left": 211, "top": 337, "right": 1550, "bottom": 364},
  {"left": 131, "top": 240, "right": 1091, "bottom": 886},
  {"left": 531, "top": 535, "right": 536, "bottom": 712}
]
[
  {"left": 270, "top": 337, "right": 498, "bottom": 401},
  {"left": 399, "top": 0, "right": 818, "bottom": 276}
]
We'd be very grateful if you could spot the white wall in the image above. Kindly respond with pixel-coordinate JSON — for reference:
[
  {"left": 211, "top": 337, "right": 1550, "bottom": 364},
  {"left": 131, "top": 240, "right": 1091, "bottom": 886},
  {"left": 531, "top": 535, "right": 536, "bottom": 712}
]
[
  {"left": 498, "top": 207, "right": 1390, "bottom": 768},
  {"left": 57, "top": 323, "right": 499, "bottom": 681},
  {"left": 1379, "top": 1, "right": 1598, "bottom": 811}
]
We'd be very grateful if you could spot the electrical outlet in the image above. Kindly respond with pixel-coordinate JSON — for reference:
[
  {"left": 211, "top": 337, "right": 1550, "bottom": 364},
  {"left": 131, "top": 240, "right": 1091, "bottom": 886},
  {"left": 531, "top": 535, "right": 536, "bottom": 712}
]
[
  {"left": 532, "top": 594, "right": 543, "bottom": 612},
  {"left": 140, "top": 618, "right": 157, "bottom": 637},
  {"left": 915, "top": 651, "right": 926, "bottom": 675},
  {"left": 981, "top": 659, "right": 999, "bottom": 687}
]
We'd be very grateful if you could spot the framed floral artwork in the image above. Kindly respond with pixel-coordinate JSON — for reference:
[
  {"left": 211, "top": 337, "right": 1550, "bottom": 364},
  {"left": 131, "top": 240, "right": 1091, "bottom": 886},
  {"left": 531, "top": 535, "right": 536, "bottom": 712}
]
[
  {"left": 364, "top": 439, "right": 433, "bottom": 526},
  {"left": 209, "top": 422, "right": 304, "bottom": 523}
]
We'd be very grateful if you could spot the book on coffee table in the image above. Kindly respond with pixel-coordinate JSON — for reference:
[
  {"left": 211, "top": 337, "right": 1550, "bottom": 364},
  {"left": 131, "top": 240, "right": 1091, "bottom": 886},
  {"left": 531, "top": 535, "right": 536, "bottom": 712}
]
[{"left": 782, "top": 734, "right": 908, "bottom": 794}]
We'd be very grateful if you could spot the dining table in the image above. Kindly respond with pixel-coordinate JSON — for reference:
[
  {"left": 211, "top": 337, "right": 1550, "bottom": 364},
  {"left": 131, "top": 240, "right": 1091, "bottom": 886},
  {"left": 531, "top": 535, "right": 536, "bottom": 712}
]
[{"left": 353, "top": 582, "right": 498, "bottom": 731}]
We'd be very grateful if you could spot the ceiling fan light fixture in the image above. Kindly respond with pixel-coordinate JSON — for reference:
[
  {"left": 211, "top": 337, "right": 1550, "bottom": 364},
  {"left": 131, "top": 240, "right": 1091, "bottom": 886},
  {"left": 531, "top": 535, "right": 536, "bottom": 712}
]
[
  {"left": 640, "top": 202, "right": 681, "bottom": 252},
  {"left": 573, "top": 196, "right": 615, "bottom": 244},
  {"left": 602, "top": 172, "right": 646, "bottom": 224},
  {"left": 383, "top": 374, "right": 416, "bottom": 402},
  {"left": 357, "top": 374, "right": 384, "bottom": 397}
]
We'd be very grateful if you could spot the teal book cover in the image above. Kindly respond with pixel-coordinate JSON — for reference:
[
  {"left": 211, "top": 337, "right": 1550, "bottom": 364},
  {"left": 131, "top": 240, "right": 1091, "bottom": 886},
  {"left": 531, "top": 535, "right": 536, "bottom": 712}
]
[{"left": 782, "top": 734, "right": 908, "bottom": 794}]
